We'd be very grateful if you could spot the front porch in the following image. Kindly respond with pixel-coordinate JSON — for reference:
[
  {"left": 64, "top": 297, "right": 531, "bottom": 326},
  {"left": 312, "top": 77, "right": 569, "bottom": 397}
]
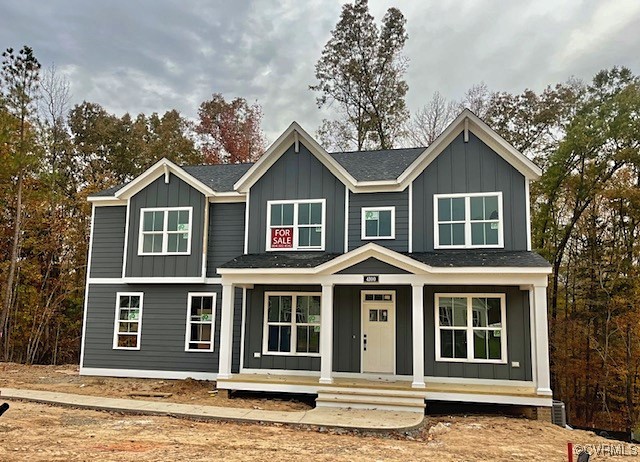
[
  {"left": 216, "top": 244, "right": 553, "bottom": 409},
  {"left": 216, "top": 373, "right": 551, "bottom": 407}
]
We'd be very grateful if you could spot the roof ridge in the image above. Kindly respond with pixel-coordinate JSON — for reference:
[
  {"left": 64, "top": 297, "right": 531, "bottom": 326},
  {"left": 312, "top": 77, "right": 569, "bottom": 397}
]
[{"left": 329, "top": 146, "right": 427, "bottom": 155}]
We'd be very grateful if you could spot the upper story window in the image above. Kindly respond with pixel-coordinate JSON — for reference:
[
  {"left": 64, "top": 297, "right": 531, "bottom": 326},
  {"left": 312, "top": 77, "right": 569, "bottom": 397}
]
[
  {"left": 266, "top": 199, "right": 325, "bottom": 251},
  {"left": 434, "top": 193, "right": 503, "bottom": 248},
  {"left": 435, "top": 294, "right": 507, "bottom": 363},
  {"left": 138, "top": 207, "right": 192, "bottom": 255},
  {"left": 361, "top": 207, "right": 395, "bottom": 240}
]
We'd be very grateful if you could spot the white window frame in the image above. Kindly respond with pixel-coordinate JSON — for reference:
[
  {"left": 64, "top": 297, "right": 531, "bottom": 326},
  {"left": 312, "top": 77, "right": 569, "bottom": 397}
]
[
  {"left": 262, "top": 291, "right": 322, "bottom": 357},
  {"left": 361, "top": 206, "right": 396, "bottom": 240},
  {"left": 265, "top": 199, "right": 326, "bottom": 251},
  {"left": 113, "top": 292, "right": 144, "bottom": 350},
  {"left": 138, "top": 206, "right": 193, "bottom": 256},
  {"left": 434, "top": 293, "right": 508, "bottom": 364},
  {"left": 433, "top": 192, "right": 504, "bottom": 249},
  {"left": 184, "top": 292, "right": 217, "bottom": 353}
]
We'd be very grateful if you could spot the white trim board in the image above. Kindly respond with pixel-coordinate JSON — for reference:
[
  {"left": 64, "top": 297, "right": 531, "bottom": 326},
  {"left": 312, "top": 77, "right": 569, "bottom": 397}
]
[
  {"left": 80, "top": 367, "right": 217, "bottom": 381},
  {"left": 79, "top": 204, "right": 96, "bottom": 369}
]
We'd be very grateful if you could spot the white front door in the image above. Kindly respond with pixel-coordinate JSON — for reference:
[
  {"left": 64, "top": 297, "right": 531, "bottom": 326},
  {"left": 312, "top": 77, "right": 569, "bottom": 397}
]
[{"left": 361, "top": 291, "right": 395, "bottom": 374}]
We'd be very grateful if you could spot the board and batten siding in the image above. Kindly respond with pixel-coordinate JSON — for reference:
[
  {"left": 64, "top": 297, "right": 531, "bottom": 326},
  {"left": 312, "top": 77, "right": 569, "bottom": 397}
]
[
  {"left": 246, "top": 142, "right": 346, "bottom": 254},
  {"left": 82, "top": 283, "right": 243, "bottom": 374},
  {"left": 333, "top": 285, "right": 412, "bottom": 375},
  {"left": 424, "top": 285, "right": 533, "bottom": 381},
  {"left": 411, "top": 131, "right": 528, "bottom": 252},
  {"left": 125, "top": 174, "right": 205, "bottom": 278},
  {"left": 90, "top": 206, "right": 126, "bottom": 278},
  {"left": 207, "top": 202, "right": 246, "bottom": 277},
  {"left": 348, "top": 190, "right": 409, "bottom": 252},
  {"left": 243, "top": 285, "right": 322, "bottom": 371}
]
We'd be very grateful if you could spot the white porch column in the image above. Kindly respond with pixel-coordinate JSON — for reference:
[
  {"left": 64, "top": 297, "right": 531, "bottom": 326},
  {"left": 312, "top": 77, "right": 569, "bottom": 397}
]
[
  {"left": 411, "top": 283, "right": 425, "bottom": 388},
  {"left": 533, "top": 284, "right": 552, "bottom": 396},
  {"left": 319, "top": 283, "right": 334, "bottom": 385},
  {"left": 218, "top": 282, "right": 235, "bottom": 380}
]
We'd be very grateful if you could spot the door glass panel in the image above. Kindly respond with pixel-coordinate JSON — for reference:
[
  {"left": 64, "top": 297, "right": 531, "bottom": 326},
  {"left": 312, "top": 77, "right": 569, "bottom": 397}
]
[
  {"left": 380, "top": 309, "right": 388, "bottom": 322},
  {"left": 369, "top": 309, "right": 378, "bottom": 322}
]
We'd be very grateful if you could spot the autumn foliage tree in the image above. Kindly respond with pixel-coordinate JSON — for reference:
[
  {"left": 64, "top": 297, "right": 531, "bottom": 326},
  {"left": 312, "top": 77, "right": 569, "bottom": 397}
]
[{"left": 196, "top": 93, "right": 266, "bottom": 164}]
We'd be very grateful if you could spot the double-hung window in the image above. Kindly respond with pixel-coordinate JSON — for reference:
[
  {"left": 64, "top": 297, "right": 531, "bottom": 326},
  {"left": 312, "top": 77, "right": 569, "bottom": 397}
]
[
  {"left": 435, "top": 294, "right": 507, "bottom": 363},
  {"left": 263, "top": 292, "right": 321, "bottom": 355},
  {"left": 185, "top": 293, "right": 216, "bottom": 352},
  {"left": 113, "top": 292, "right": 143, "bottom": 350},
  {"left": 434, "top": 193, "right": 503, "bottom": 248},
  {"left": 361, "top": 207, "right": 395, "bottom": 239},
  {"left": 267, "top": 200, "right": 325, "bottom": 251},
  {"left": 139, "top": 207, "right": 192, "bottom": 255}
]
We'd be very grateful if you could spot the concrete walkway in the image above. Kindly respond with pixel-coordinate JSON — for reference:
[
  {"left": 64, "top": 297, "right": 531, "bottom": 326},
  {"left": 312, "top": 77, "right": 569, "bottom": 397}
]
[{"left": 0, "top": 387, "right": 424, "bottom": 432}]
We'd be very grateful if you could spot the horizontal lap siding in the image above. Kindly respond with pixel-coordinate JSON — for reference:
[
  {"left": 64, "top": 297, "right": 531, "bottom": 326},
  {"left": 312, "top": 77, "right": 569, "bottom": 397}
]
[
  {"left": 348, "top": 190, "right": 409, "bottom": 252},
  {"left": 207, "top": 203, "right": 245, "bottom": 277},
  {"left": 90, "top": 207, "right": 126, "bottom": 278},
  {"left": 125, "top": 175, "right": 205, "bottom": 278},
  {"left": 83, "top": 284, "right": 224, "bottom": 374},
  {"left": 423, "top": 285, "right": 532, "bottom": 381},
  {"left": 411, "top": 132, "right": 528, "bottom": 252},
  {"left": 247, "top": 142, "right": 346, "bottom": 254}
]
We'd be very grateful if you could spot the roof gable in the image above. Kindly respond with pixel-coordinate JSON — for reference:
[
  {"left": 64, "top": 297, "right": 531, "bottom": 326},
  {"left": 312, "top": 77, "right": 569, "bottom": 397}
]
[{"left": 234, "top": 122, "right": 358, "bottom": 192}]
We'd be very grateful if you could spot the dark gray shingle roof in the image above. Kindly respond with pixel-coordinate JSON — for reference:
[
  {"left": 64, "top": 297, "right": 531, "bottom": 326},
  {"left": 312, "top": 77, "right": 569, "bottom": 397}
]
[
  {"left": 220, "top": 252, "right": 340, "bottom": 269},
  {"left": 407, "top": 250, "right": 551, "bottom": 268},
  {"left": 329, "top": 147, "right": 425, "bottom": 182},
  {"left": 219, "top": 250, "right": 550, "bottom": 270},
  {"left": 182, "top": 163, "right": 253, "bottom": 192}
]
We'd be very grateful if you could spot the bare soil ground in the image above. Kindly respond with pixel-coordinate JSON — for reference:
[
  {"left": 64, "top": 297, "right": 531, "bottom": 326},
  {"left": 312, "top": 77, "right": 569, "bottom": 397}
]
[
  {"left": 0, "top": 363, "right": 312, "bottom": 411},
  {"left": 0, "top": 363, "right": 636, "bottom": 461}
]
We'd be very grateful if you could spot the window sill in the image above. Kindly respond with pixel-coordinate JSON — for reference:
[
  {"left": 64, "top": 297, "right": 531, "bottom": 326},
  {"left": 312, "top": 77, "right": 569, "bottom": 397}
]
[
  {"left": 138, "top": 252, "right": 192, "bottom": 256},
  {"left": 185, "top": 348, "right": 215, "bottom": 353},
  {"left": 265, "top": 248, "right": 325, "bottom": 252},
  {"left": 361, "top": 236, "right": 396, "bottom": 241},
  {"left": 261, "top": 352, "right": 321, "bottom": 357},
  {"left": 435, "top": 358, "right": 507, "bottom": 365},
  {"left": 113, "top": 347, "right": 141, "bottom": 351}
]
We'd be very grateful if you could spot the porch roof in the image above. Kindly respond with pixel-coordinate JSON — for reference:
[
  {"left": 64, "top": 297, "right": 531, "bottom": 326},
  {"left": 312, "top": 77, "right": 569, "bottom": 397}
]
[{"left": 219, "top": 249, "right": 550, "bottom": 270}]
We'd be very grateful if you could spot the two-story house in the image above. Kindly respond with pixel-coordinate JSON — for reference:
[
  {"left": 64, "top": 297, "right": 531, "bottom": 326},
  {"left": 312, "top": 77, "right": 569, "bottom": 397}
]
[{"left": 81, "top": 109, "right": 552, "bottom": 416}]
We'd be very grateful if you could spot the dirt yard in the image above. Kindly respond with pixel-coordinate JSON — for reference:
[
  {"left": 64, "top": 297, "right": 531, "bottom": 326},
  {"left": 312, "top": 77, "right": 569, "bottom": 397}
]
[
  {"left": 0, "top": 363, "right": 312, "bottom": 411},
  {"left": 0, "top": 363, "right": 637, "bottom": 461}
]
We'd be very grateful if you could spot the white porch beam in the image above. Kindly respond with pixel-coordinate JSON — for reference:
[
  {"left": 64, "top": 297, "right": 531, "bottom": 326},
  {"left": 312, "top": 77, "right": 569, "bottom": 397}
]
[
  {"left": 411, "top": 283, "right": 425, "bottom": 388},
  {"left": 533, "top": 284, "right": 552, "bottom": 396},
  {"left": 218, "top": 283, "right": 235, "bottom": 379},
  {"left": 319, "top": 283, "right": 334, "bottom": 384}
]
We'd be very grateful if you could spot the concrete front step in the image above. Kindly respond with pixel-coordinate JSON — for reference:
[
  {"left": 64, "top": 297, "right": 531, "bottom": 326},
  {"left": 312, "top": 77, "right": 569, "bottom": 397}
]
[{"left": 316, "top": 388, "right": 426, "bottom": 413}]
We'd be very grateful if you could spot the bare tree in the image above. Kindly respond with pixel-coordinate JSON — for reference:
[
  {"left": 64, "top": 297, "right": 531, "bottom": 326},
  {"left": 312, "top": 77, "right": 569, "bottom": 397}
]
[
  {"left": 458, "top": 82, "right": 492, "bottom": 118},
  {"left": 406, "top": 91, "right": 457, "bottom": 146}
]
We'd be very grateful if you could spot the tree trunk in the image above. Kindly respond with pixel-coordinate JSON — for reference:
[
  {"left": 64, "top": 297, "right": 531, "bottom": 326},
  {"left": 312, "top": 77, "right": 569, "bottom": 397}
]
[{"left": 1, "top": 173, "right": 23, "bottom": 360}]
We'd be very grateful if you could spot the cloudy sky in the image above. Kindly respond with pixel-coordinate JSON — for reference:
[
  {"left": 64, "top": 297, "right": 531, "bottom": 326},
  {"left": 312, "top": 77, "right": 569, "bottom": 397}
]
[{"left": 1, "top": 0, "right": 639, "bottom": 142}]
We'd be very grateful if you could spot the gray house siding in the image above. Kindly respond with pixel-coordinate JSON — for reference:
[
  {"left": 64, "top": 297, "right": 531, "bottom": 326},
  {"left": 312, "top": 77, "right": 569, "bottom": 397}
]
[
  {"left": 90, "top": 206, "right": 126, "bottom": 278},
  {"left": 411, "top": 132, "right": 528, "bottom": 252},
  {"left": 424, "top": 285, "right": 532, "bottom": 381},
  {"left": 348, "top": 190, "right": 409, "bottom": 252},
  {"left": 243, "top": 284, "right": 412, "bottom": 375},
  {"left": 246, "top": 142, "right": 346, "bottom": 254},
  {"left": 83, "top": 283, "right": 243, "bottom": 374},
  {"left": 243, "top": 285, "right": 322, "bottom": 371},
  {"left": 207, "top": 202, "right": 246, "bottom": 277},
  {"left": 333, "top": 285, "right": 412, "bottom": 375},
  {"left": 336, "top": 257, "right": 410, "bottom": 275},
  {"left": 125, "top": 174, "right": 205, "bottom": 278}
]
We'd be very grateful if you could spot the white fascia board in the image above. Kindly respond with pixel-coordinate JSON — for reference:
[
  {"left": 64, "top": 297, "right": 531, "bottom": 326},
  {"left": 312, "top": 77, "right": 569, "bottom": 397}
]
[
  {"left": 115, "top": 158, "right": 216, "bottom": 199},
  {"left": 87, "top": 197, "right": 127, "bottom": 206},
  {"left": 314, "top": 242, "right": 430, "bottom": 275},
  {"left": 209, "top": 193, "right": 246, "bottom": 203},
  {"left": 233, "top": 122, "right": 358, "bottom": 192},
  {"left": 396, "top": 110, "right": 542, "bottom": 189}
]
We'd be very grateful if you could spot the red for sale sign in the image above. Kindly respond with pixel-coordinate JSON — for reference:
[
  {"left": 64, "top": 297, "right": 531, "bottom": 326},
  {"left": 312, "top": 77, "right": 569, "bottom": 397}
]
[{"left": 271, "top": 227, "right": 293, "bottom": 248}]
